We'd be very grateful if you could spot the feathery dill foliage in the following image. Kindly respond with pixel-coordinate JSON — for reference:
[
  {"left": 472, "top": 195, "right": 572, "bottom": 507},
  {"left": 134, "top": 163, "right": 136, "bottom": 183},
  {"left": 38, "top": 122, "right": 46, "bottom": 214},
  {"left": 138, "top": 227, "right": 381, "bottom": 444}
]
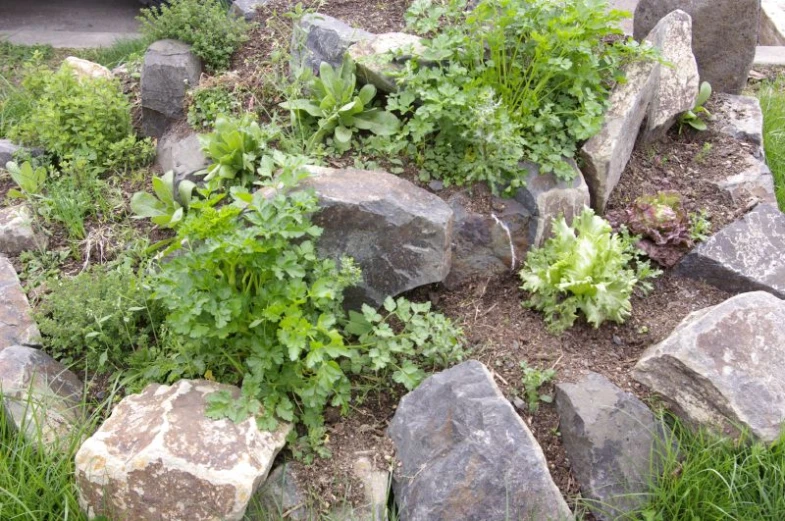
[{"left": 387, "top": 0, "right": 655, "bottom": 193}]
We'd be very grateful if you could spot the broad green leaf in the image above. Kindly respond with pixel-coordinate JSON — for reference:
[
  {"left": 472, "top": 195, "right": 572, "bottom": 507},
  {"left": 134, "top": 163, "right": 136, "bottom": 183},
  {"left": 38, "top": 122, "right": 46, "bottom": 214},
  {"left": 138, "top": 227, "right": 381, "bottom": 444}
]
[{"left": 352, "top": 109, "right": 401, "bottom": 136}]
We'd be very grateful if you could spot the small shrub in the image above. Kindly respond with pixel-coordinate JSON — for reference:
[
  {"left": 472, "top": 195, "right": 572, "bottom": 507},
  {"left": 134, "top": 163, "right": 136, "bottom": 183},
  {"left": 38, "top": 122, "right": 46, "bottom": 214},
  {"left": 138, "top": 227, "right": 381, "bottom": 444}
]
[
  {"left": 8, "top": 62, "right": 151, "bottom": 171},
  {"left": 520, "top": 208, "right": 660, "bottom": 332},
  {"left": 281, "top": 56, "right": 400, "bottom": 153},
  {"left": 36, "top": 261, "right": 163, "bottom": 373},
  {"left": 187, "top": 83, "right": 241, "bottom": 129},
  {"left": 138, "top": 0, "right": 250, "bottom": 72}
]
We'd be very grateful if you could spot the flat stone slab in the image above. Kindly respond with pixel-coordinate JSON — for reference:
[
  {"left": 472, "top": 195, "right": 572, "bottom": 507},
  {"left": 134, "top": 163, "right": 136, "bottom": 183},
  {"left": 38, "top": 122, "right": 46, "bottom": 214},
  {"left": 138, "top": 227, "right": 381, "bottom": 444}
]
[
  {"left": 0, "top": 345, "right": 85, "bottom": 449},
  {"left": 754, "top": 46, "right": 785, "bottom": 66},
  {"left": 75, "top": 379, "right": 290, "bottom": 521},
  {"left": 0, "top": 255, "right": 39, "bottom": 350},
  {"left": 677, "top": 204, "right": 785, "bottom": 298},
  {"left": 634, "top": 291, "right": 785, "bottom": 442},
  {"left": 556, "top": 372, "right": 669, "bottom": 520},
  {"left": 387, "top": 360, "right": 572, "bottom": 521},
  {"left": 710, "top": 93, "right": 765, "bottom": 157}
]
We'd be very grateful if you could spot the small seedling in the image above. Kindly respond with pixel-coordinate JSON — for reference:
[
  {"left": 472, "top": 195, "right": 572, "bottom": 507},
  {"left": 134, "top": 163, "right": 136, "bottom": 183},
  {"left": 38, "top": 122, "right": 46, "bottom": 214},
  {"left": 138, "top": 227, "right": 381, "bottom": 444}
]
[
  {"left": 678, "top": 81, "right": 712, "bottom": 133},
  {"left": 520, "top": 361, "right": 556, "bottom": 413},
  {"left": 694, "top": 142, "right": 713, "bottom": 163},
  {"left": 689, "top": 210, "right": 712, "bottom": 242}
]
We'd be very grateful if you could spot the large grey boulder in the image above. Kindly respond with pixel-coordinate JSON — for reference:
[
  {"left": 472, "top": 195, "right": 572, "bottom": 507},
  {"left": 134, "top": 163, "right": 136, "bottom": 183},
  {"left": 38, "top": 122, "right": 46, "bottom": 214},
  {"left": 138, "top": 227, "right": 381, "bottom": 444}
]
[
  {"left": 640, "top": 10, "right": 700, "bottom": 143},
  {"left": 556, "top": 372, "right": 670, "bottom": 521},
  {"left": 634, "top": 0, "right": 761, "bottom": 94},
  {"left": 0, "top": 139, "right": 21, "bottom": 166},
  {"left": 301, "top": 167, "right": 453, "bottom": 308},
  {"left": 0, "top": 255, "right": 39, "bottom": 350},
  {"left": 157, "top": 126, "right": 209, "bottom": 187},
  {"left": 75, "top": 379, "right": 290, "bottom": 521},
  {"left": 141, "top": 40, "right": 202, "bottom": 138},
  {"left": 580, "top": 59, "right": 658, "bottom": 211},
  {"left": 0, "top": 204, "right": 48, "bottom": 256},
  {"left": 712, "top": 154, "right": 776, "bottom": 205},
  {"left": 230, "top": 0, "right": 265, "bottom": 20},
  {"left": 760, "top": 0, "right": 785, "bottom": 46},
  {"left": 445, "top": 160, "right": 590, "bottom": 288},
  {"left": 347, "top": 33, "right": 425, "bottom": 93},
  {"left": 0, "top": 345, "right": 84, "bottom": 449},
  {"left": 292, "top": 14, "right": 372, "bottom": 73},
  {"left": 710, "top": 93, "right": 765, "bottom": 157},
  {"left": 676, "top": 203, "right": 785, "bottom": 298},
  {"left": 387, "top": 360, "right": 572, "bottom": 521},
  {"left": 634, "top": 291, "right": 785, "bottom": 442}
]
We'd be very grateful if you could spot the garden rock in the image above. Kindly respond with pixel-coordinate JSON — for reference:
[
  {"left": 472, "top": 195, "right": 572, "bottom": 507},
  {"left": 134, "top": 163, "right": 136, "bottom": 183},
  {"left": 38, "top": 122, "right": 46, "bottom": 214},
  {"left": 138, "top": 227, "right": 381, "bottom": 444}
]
[
  {"left": 556, "top": 372, "right": 670, "bottom": 521},
  {"left": 347, "top": 32, "right": 425, "bottom": 92},
  {"left": 580, "top": 59, "right": 658, "bottom": 211},
  {"left": 640, "top": 10, "right": 700, "bottom": 143},
  {"left": 0, "top": 255, "right": 39, "bottom": 350},
  {"left": 141, "top": 40, "right": 202, "bottom": 138},
  {"left": 712, "top": 154, "right": 777, "bottom": 205},
  {"left": 0, "top": 204, "right": 48, "bottom": 256},
  {"left": 634, "top": 291, "right": 785, "bottom": 442},
  {"left": 445, "top": 160, "right": 589, "bottom": 288},
  {"left": 760, "top": 0, "right": 785, "bottom": 46},
  {"left": 350, "top": 456, "right": 389, "bottom": 521},
  {"left": 387, "top": 360, "right": 572, "bottom": 521},
  {"left": 0, "top": 139, "right": 21, "bottom": 165},
  {"left": 292, "top": 13, "right": 372, "bottom": 73},
  {"left": 710, "top": 93, "right": 765, "bottom": 157},
  {"left": 300, "top": 166, "right": 453, "bottom": 308},
  {"left": 75, "top": 379, "right": 290, "bottom": 521},
  {"left": 634, "top": 0, "right": 760, "bottom": 94},
  {"left": 157, "top": 126, "right": 209, "bottom": 187},
  {"left": 249, "top": 465, "right": 311, "bottom": 520},
  {"left": 64, "top": 57, "right": 113, "bottom": 80},
  {"left": 231, "top": 0, "right": 265, "bottom": 20},
  {"left": 0, "top": 345, "right": 84, "bottom": 449},
  {"left": 676, "top": 203, "right": 785, "bottom": 298}
]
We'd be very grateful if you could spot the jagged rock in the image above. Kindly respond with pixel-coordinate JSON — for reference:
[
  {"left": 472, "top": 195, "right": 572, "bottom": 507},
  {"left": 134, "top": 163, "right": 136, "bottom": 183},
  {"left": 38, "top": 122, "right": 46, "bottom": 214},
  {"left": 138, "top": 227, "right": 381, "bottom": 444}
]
[
  {"left": 231, "top": 0, "right": 265, "bottom": 20},
  {"left": 0, "top": 345, "right": 84, "bottom": 449},
  {"left": 157, "top": 126, "right": 209, "bottom": 187},
  {"left": 0, "top": 204, "right": 48, "bottom": 256},
  {"left": 444, "top": 160, "right": 590, "bottom": 289},
  {"left": 249, "top": 465, "right": 311, "bottom": 520},
  {"left": 0, "top": 255, "right": 39, "bottom": 350},
  {"left": 634, "top": 291, "right": 785, "bottom": 442},
  {"left": 300, "top": 166, "right": 453, "bottom": 308},
  {"left": 64, "top": 57, "right": 113, "bottom": 80},
  {"left": 760, "top": 0, "right": 785, "bottom": 46},
  {"left": 347, "top": 33, "right": 425, "bottom": 92},
  {"left": 709, "top": 93, "right": 765, "bottom": 157},
  {"left": 676, "top": 203, "right": 785, "bottom": 298},
  {"left": 387, "top": 360, "right": 572, "bottom": 521},
  {"left": 580, "top": 59, "right": 658, "bottom": 211},
  {"left": 556, "top": 372, "right": 670, "bottom": 521},
  {"left": 0, "top": 139, "right": 21, "bottom": 166},
  {"left": 141, "top": 40, "right": 202, "bottom": 138},
  {"left": 640, "top": 10, "right": 700, "bottom": 143},
  {"left": 75, "top": 379, "right": 290, "bottom": 521},
  {"left": 712, "top": 154, "right": 777, "bottom": 205},
  {"left": 292, "top": 14, "right": 372, "bottom": 73},
  {"left": 634, "top": 0, "right": 760, "bottom": 94}
]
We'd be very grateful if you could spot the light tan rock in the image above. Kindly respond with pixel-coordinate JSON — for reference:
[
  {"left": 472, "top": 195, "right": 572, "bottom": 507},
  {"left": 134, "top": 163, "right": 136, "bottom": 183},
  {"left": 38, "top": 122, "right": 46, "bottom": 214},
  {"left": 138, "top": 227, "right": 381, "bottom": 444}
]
[
  {"left": 348, "top": 33, "right": 425, "bottom": 92},
  {"left": 75, "top": 379, "right": 290, "bottom": 521},
  {"left": 0, "top": 255, "right": 39, "bottom": 350},
  {"left": 0, "top": 204, "right": 48, "bottom": 256},
  {"left": 64, "top": 57, "right": 113, "bottom": 80},
  {"left": 634, "top": 291, "right": 785, "bottom": 442}
]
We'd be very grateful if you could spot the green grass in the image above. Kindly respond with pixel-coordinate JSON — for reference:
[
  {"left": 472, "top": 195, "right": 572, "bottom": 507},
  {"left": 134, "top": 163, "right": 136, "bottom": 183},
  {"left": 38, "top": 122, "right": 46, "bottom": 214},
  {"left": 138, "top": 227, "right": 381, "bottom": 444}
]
[
  {"left": 757, "top": 77, "right": 785, "bottom": 210},
  {"left": 628, "top": 418, "right": 785, "bottom": 521}
]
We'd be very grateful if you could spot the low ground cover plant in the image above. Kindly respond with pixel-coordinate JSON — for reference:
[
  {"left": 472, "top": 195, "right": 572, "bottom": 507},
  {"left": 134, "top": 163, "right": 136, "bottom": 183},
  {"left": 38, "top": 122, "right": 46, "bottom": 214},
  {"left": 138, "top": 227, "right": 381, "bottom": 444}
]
[
  {"left": 138, "top": 0, "right": 250, "bottom": 72},
  {"left": 520, "top": 208, "right": 660, "bottom": 333},
  {"left": 381, "top": 0, "right": 656, "bottom": 193},
  {"left": 187, "top": 82, "right": 242, "bottom": 129}
]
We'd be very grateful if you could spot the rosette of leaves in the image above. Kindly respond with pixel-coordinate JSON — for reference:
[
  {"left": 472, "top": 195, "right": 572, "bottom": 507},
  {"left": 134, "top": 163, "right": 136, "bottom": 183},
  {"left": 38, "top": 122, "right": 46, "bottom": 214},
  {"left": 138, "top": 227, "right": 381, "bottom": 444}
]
[
  {"left": 281, "top": 56, "right": 400, "bottom": 153},
  {"left": 608, "top": 191, "right": 697, "bottom": 267},
  {"left": 520, "top": 208, "right": 660, "bottom": 333},
  {"left": 130, "top": 170, "right": 195, "bottom": 229}
]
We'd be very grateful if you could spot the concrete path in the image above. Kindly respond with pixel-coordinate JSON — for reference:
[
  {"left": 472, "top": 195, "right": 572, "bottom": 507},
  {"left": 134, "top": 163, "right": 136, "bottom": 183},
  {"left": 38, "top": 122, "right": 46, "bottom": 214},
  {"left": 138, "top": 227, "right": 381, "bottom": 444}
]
[{"left": 0, "top": 0, "right": 142, "bottom": 48}]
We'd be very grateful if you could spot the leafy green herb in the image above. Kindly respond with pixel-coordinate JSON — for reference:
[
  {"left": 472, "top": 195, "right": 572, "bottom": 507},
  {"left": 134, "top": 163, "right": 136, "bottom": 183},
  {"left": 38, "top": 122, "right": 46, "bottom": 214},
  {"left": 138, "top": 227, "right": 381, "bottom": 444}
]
[
  {"left": 130, "top": 171, "right": 195, "bottom": 229},
  {"left": 519, "top": 361, "right": 556, "bottom": 413},
  {"left": 520, "top": 208, "right": 661, "bottom": 332},
  {"left": 678, "top": 81, "right": 712, "bottom": 133},
  {"left": 187, "top": 83, "right": 241, "bottom": 129},
  {"left": 6, "top": 160, "right": 47, "bottom": 200}
]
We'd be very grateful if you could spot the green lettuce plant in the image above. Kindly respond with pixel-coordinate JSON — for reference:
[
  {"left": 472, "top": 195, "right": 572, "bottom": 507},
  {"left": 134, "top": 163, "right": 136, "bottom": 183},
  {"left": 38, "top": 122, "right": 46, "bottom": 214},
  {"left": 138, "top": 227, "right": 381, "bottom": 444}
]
[
  {"left": 520, "top": 208, "right": 660, "bottom": 332},
  {"left": 281, "top": 56, "right": 400, "bottom": 153}
]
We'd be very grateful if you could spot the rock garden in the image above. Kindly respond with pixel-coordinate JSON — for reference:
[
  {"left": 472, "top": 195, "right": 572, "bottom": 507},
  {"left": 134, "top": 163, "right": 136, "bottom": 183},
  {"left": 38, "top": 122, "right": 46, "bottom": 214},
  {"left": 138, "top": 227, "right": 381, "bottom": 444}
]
[{"left": 1, "top": 0, "right": 785, "bottom": 520}]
